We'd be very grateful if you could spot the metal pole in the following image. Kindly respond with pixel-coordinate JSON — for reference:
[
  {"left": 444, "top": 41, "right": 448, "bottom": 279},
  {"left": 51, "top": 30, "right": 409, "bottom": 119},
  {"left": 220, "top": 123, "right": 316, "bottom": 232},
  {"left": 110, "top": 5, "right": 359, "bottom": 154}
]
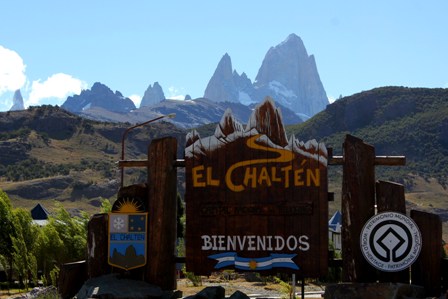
[
  {"left": 291, "top": 274, "right": 296, "bottom": 299},
  {"left": 120, "top": 113, "right": 176, "bottom": 187},
  {"left": 301, "top": 278, "right": 305, "bottom": 299}
]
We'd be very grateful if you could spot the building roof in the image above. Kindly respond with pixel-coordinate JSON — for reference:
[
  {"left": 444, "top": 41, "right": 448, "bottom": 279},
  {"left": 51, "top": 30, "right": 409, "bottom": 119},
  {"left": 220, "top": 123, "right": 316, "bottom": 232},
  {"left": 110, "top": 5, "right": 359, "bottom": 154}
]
[
  {"left": 31, "top": 203, "right": 50, "bottom": 220},
  {"left": 329, "top": 210, "right": 342, "bottom": 232}
]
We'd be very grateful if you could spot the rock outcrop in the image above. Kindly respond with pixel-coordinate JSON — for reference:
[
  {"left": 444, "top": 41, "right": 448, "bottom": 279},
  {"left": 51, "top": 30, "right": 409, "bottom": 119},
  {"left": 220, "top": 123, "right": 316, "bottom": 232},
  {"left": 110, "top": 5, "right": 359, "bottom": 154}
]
[
  {"left": 62, "top": 82, "right": 136, "bottom": 114},
  {"left": 76, "top": 274, "right": 164, "bottom": 299},
  {"left": 203, "top": 34, "right": 329, "bottom": 118},
  {"left": 140, "top": 81, "right": 165, "bottom": 108},
  {"left": 254, "top": 33, "right": 328, "bottom": 117},
  {"left": 9, "top": 89, "right": 25, "bottom": 111},
  {"left": 203, "top": 53, "right": 242, "bottom": 103},
  {"left": 140, "top": 97, "right": 301, "bottom": 129}
]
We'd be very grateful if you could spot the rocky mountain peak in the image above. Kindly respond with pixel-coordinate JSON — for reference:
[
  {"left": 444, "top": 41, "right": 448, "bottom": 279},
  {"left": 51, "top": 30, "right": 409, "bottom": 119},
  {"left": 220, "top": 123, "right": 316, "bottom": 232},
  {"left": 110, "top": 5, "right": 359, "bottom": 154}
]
[
  {"left": 62, "top": 82, "right": 135, "bottom": 114},
  {"left": 203, "top": 34, "right": 328, "bottom": 118},
  {"left": 254, "top": 34, "right": 328, "bottom": 117},
  {"left": 256, "top": 34, "right": 308, "bottom": 86},
  {"left": 203, "top": 53, "right": 239, "bottom": 103},
  {"left": 9, "top": 89, "right": 25, "bottom": 111},
  {"left": 140, "top": 82, "right": 165, "bottom": 108}
]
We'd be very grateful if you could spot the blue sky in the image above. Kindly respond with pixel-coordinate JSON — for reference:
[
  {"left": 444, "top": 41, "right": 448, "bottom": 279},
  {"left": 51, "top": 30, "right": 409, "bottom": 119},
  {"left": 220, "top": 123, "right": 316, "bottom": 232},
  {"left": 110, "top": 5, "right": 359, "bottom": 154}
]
[{"left": 1, "top": 1, "right": 447, "bottom": 111}]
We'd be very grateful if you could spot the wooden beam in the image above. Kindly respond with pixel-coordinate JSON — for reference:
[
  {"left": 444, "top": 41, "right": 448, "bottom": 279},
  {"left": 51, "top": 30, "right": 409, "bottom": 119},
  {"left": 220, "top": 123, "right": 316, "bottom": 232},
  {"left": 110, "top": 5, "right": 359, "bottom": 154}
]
[
  {"left": 329, "top": 156, "right": 406, "bottom": 166},
  {"left": 119, "top": 155, "right": 405, "bottom": 169},
  {"left": 118, "top": 160, "right": 149, "bottom": 168},
  {"left": 173, "top": 159, "right": 185, "bottom": 168},
  {"left": 118, "top": 159, "right": 186, "bottom": 168}
]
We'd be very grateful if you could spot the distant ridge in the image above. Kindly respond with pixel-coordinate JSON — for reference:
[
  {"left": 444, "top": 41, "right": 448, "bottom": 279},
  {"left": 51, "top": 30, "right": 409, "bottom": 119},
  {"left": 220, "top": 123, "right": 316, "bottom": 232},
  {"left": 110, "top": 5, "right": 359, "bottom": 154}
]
[
  {"left": 60, "top": 34, "right": 323, "bottom": 128},
  {"left": 1, "top": 87, "right": 448, "bottom": 241},
  {"left": 62, "top": 82, "right": 135, "bottom": 114},
  {"left": 289, "top": 86, "right": 448, "bottom": 179}
]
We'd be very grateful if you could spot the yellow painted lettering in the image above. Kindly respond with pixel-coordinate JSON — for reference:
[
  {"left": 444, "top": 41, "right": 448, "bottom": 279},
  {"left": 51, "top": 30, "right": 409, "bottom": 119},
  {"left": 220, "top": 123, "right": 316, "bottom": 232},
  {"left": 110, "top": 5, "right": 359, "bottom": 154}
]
[
  {"left": 281, "top": 165, "right": 292, "bottom": 188},
  {"left": 206, "top": 167, "right": 220, "bottom": 186},
  {"left": 294, "top": 168, "right": 304, "bottom": 186},
  {"left": 271, "top": 167, "right": 281, "bottom": 182},
  {"left": 225, "top": 162, "right": 245, "bottom": 192},
  {"left": 243, "top": 167, "right": 257, "bottom": 189},
  {"left": 192, "top": 165, "right": 206, "bottom": 187},
  {"left": 258, "top": 167, "right": 272, "bottom": 186},
  {"left": 307, "top": 168, "right": 320, "bottom": 187}
]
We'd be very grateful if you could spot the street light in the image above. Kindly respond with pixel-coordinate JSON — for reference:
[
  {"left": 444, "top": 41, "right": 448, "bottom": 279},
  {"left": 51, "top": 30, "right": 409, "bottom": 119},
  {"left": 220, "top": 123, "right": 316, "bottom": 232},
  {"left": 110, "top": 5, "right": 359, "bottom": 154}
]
[{"left": 120, "top": 113, "right": 176, "bottom": 187}]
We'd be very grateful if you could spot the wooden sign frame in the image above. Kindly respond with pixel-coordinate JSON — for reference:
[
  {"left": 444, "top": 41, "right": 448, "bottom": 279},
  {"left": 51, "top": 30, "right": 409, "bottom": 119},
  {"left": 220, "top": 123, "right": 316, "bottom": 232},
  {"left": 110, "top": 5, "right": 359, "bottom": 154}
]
[{"left": 185, "top": 98, "right": 328, "bottom": 277}]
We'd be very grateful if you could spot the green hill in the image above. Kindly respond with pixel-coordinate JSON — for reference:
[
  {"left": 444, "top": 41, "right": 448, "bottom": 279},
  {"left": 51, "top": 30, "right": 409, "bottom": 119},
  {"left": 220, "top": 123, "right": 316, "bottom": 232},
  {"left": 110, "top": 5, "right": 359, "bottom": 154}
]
[
  {"left": 287, "top": 86, "right": 448, "bottom": 240},
  {"left": 0, "top": 105, "right": 186, "bottom": 214},
  {"left": 1, "top": 91, "right": 447, "bottom": 240},
  {"left": 288, "top": 86, "right": 448, "bottom": 183}
]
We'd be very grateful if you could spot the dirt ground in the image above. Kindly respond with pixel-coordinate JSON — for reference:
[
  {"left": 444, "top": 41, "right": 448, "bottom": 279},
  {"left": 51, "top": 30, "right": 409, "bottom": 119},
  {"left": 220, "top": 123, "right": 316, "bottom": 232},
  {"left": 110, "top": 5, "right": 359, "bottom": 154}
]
[
  {"left": 0, "top": 274, "right": 325, "bottom": 299},
  {"left": 177, "top": 273, "right": 326, "bottom": 298}
]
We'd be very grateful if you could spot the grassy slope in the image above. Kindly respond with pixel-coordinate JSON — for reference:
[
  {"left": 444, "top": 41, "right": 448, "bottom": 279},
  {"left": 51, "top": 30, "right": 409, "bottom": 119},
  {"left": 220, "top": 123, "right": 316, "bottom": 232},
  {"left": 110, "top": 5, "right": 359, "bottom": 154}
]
[
  {"left": 288, "top": 87, "right": 448, "bottom": 178},
  {"left": 1, "top": 93, "right": 447, "bottom": 239},
  {"left": 0, "top": 106, "right": 186, "bottom": 214},
  {"left": 287, "top": 87, "right": 448, "bottom": 241}
]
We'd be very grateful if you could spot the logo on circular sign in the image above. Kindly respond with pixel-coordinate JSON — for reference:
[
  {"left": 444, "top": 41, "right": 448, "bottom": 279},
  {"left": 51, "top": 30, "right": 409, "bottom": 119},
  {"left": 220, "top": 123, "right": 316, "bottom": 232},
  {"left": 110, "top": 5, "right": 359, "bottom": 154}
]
[{"left": 360, "top": 212, "right": 421, "bottom": 272}]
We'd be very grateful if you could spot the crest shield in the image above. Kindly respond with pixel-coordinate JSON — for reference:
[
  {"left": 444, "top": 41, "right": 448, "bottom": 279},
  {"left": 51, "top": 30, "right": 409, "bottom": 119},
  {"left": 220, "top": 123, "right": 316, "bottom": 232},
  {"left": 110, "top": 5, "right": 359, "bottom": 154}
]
[{"left": 108, "top": 212, "right": 148, "bottom": 270}]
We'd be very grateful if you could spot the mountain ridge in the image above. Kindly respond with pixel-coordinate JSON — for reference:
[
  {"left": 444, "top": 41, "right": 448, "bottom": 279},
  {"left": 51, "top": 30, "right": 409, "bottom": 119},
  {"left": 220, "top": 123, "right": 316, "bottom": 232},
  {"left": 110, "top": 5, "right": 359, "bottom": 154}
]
[
  {"left": 0, "top": 86, "right": 447, "bottom": 240},
  {"left": 62, "top": 82, "right": 136, "bottom": 113},
  {"left": 60, "top": 34, "right": 326, "bottom": 126},
  {"left": 288, "top": 86, "right": 448, "bottom": 180},
  {"left": 204, "top": 34, "right": 329, "bottom": 117}
]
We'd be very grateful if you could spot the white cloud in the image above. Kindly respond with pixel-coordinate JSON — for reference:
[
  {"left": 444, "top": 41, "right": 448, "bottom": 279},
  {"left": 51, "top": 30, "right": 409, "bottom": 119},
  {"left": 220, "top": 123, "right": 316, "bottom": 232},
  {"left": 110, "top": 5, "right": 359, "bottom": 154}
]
[
  {"left": 0, "top": 46, "right": 26, "bottom": 95},
  {"left": 168, "top": 95, "right": 186, "bottom": 101},
  {"left": 328, "top": 96, "right": 336, "bottom": 104},
  {"left": 128, "top": 94, "right": 142, "bottom": 107},
  {"left": 27, "top": 73, "right": 87, "bottom": 107},
  {"left": 167, "top": 86, "right": 185, "bottom": 100}
]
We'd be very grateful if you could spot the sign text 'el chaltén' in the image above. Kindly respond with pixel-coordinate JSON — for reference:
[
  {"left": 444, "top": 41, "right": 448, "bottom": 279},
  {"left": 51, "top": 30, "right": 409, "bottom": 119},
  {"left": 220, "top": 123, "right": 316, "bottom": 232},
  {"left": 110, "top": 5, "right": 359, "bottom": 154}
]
[{"left": 185, "top": 98, "right": 328, "bottom": 276}]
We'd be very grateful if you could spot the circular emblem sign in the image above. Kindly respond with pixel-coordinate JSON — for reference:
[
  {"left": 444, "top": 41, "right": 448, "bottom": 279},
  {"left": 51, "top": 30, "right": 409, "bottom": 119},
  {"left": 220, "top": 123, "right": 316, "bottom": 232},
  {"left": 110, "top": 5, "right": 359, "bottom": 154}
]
[{"left": 360, "top": 212, "right": 421, "bottom": 272}]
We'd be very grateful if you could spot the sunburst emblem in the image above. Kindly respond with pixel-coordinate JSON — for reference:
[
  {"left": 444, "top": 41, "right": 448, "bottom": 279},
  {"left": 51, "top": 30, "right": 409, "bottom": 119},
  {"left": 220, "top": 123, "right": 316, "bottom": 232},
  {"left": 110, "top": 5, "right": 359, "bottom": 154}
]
[
  {"left": 114, "top": 197, "right": 144, "bottom": 213},
  {"left": 249, "top": 260, "right": 258, "bottom": 270}
]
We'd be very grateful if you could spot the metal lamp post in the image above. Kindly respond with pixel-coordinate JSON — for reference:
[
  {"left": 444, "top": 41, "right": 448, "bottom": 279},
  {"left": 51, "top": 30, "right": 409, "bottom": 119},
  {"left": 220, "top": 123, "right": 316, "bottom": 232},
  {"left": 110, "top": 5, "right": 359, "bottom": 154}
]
[{"left": 120, "top": 113, "right": 176, "bottom": 187}]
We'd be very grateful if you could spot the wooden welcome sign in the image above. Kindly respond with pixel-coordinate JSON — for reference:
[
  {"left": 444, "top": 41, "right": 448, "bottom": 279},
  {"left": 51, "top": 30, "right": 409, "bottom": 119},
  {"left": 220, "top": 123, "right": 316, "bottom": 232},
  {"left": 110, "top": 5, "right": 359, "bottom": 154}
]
[{"left": 185, "top": 97, "right": 328, "bottom": 277}]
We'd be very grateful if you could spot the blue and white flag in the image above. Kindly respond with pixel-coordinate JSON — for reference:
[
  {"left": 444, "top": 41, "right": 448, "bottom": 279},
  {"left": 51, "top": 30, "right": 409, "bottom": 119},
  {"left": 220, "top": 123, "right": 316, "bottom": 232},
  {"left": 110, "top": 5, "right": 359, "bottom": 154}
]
[{"left": 208, "top": 252, "right": 299, "bottom": 271}]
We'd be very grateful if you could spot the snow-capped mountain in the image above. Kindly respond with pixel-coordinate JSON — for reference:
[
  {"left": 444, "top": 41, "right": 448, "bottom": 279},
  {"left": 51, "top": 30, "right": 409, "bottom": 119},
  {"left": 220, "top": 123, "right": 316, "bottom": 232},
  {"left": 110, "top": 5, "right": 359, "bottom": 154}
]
[{"left": 203, "top": 34, "right": 329, "bottom": 119}]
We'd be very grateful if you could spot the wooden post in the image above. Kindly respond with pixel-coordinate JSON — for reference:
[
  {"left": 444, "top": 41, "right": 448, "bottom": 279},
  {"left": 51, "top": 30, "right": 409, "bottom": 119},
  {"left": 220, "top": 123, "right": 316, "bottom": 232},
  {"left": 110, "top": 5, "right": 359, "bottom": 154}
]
[
  {"left": 376, "top": 180, "right": 406, "bottom": 214},
  {"left": 375, "top": 180, "right": 409, "bottom": 283},
  {"left": 146, "top": 137, "right": 177, "bottom": 290},
  {"left": 341, "top": 134, "right": 377, "bottom": 282},
  {"left": 411, "top": 210, "right": 442, "bottom": 297},
  {"left": 87, "top": 213, "right": 110, "bottom": 278},
  {"left": 58, "top": 261, "right": 87, "bottom": 299}
]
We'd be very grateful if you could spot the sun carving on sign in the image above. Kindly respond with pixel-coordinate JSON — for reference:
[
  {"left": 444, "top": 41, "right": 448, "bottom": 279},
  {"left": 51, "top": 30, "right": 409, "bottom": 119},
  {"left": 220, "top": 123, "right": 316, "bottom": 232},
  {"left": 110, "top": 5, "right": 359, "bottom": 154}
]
[
  {"left": 249, "top": 260, "right": 258, "bottom": 270},
  {"left": 113, "top": 197, "right": 145, "bottom": 213}
]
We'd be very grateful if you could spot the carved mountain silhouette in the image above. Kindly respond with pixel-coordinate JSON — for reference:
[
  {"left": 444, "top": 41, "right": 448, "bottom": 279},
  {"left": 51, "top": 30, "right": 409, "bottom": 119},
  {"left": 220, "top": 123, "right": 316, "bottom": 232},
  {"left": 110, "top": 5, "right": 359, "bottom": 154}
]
[
  {"left": 109, "top": 245, "right": 146, "bottom": 269},
  {"left": 185, "top": 97, "right": 327, "bottom": 165}
]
